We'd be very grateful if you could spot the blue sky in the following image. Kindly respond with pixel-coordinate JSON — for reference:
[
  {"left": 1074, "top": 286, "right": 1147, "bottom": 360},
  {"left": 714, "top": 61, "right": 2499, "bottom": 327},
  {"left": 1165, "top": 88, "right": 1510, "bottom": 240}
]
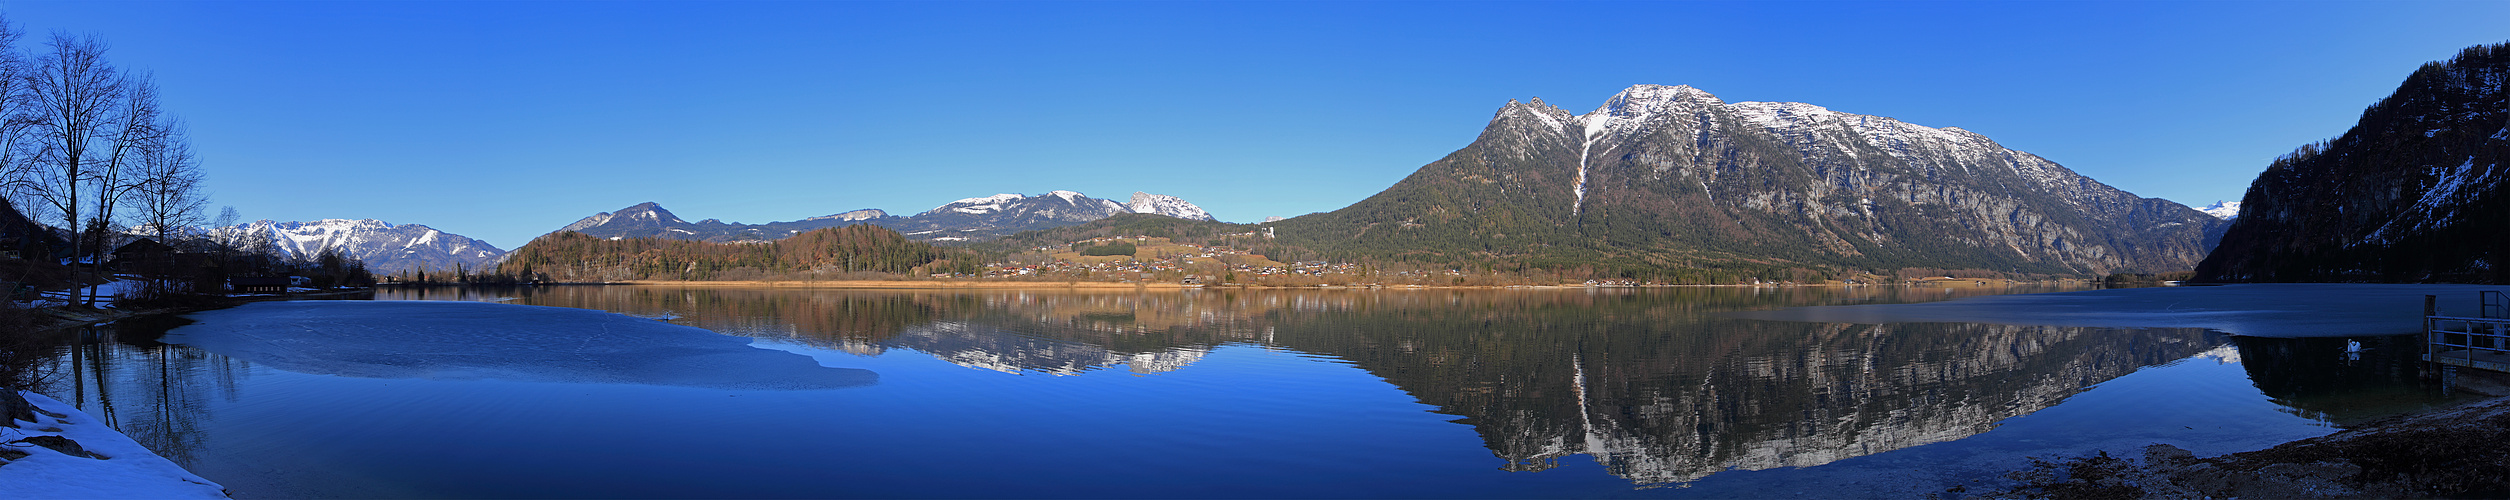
[{"left": 5, "top": 1, "right": 2505, "bottom": 249}]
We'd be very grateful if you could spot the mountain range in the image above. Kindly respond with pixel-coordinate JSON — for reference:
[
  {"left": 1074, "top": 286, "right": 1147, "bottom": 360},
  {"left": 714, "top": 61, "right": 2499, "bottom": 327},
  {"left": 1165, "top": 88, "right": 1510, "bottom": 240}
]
[
  {"left": 213, "top": 219, "right": 506, "bottom": 275},
  {"left": 2199, "top": 42, "right": 2510, "bottom": 283},
  {"left": 559, "top": 190, "right": 1213, "bottom": 243},
  {"left": 1265, "top": 84, "right": 2227, "bottom": 278}
]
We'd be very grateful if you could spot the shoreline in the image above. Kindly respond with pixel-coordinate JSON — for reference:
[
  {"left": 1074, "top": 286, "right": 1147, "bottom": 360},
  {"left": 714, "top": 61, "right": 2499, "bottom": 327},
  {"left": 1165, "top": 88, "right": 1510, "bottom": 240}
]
[
  {"left": 25, "top": 288, "right": 372, "bottom": 333},
  {"left": 1983, "top": 394, "right": 2510, "bottom": 498}
]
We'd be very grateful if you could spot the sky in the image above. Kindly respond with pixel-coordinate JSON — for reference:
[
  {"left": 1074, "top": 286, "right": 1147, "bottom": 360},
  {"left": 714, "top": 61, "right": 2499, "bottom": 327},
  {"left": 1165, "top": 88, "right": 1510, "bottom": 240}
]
[{"left": 1, "top": 0, "right": 2504, "bottom": 249}]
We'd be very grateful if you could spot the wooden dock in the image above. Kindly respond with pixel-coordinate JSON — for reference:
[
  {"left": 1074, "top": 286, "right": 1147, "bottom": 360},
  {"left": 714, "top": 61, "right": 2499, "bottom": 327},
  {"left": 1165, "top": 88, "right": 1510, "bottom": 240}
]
[
  {"left": 2426, "top": 292, "right": 2510, "bottom": 394},
  {"left": 2429, "top": 348, "right": 2510, "bottom": 372}
]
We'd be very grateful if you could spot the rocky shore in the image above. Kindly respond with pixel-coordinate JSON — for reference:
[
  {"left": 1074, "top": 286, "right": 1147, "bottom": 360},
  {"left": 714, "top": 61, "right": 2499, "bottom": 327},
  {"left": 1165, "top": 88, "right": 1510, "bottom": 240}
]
[{"left": 1981, "top": 395, "right": 2510, "bottom": 499}]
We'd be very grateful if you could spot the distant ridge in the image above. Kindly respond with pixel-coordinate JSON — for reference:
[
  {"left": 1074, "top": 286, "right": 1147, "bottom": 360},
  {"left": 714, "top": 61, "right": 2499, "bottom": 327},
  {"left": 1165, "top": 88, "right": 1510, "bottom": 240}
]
[{"left": 558, "top": 191, "right": 1214, "bottom": 243}]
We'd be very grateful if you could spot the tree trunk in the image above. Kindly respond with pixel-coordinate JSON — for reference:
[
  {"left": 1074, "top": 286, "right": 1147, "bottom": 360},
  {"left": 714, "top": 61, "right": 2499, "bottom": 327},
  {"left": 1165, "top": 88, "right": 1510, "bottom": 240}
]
[{"left": 1, "top": 389, "right": 35, "bottom": 426}]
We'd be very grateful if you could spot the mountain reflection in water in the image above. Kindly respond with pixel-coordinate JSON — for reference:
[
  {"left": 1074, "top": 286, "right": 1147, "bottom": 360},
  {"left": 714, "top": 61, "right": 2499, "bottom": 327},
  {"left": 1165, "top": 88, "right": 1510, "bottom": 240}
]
[
  {"left": 389, "top": 285, "right": 2225, "bottom": 485},
  {"left": 39, "top": 285, "right": 2452, "bottom": 496}
]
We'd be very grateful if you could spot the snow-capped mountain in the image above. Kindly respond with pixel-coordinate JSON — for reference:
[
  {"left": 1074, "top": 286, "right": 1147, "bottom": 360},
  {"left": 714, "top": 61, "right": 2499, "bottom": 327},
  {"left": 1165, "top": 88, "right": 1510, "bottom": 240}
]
[
  {"left": 920, "top": 191, "right": 1126, "bottom": 219},
  {"left": 1124, "top": 192, "right": 1212, "bottom": 221},
  {"left": 558, "top": 191, "right": 1214, "bottom": 243},
  {"left": 805, "top": 209, "right": 888, "bottom": 222},
  {"left": 215, "top": 219, "right": 506, "bottom": 274},
  {"left": 558, "top": 202, "right": 692, "bottom": 237},
  {"left": 1271, "top": 83, "right": 2227, "bottom": 275},
  {"left": 2198, "top": 201, "right": 2242, "bottom": 220},
  {"left": 918, "top": 191, "right": 1213, "bottom": 221},
  {"left": 899, "top": 191, "right": 1216, "bottom": 240}
]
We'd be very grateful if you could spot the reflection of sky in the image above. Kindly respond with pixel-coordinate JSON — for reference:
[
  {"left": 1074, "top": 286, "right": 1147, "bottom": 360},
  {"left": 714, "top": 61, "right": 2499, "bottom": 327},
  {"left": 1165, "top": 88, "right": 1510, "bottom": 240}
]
[
  {"left": 1736, "top": 283, "right": 2504, "bottom": 337},
  {"left": 162, "top": 301, "right": 873, "bottom": 389},
  {"left": 93, "top": 343, "right": 1645, "bottom": 499},
  {"left": 40, "top": 287, "right": 2470, "bottom": 498}
]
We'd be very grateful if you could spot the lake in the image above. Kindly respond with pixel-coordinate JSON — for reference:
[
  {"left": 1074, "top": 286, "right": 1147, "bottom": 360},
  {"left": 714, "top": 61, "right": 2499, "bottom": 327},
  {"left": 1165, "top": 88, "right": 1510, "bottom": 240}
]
[{"left": 33, "top": 284, "right": 2467, "bottom": 498}]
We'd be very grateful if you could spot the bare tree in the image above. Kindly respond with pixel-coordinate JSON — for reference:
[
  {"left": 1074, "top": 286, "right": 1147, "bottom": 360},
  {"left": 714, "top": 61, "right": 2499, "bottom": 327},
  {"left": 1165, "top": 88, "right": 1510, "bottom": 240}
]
[
  {"left": 0, "top": 19, "right": 40, "bottom": 251},
  {"left": 14, "top": 34, "right": 125, "bottom": 306},
  {"left": 207, "top": 205, "right": 238, "bottom": 257},
  {"left": 93, "top": 70, "right": 167, "bottom": 255},
  {"left": 125, "top": 119, "right": 203, "bottom": 247}
]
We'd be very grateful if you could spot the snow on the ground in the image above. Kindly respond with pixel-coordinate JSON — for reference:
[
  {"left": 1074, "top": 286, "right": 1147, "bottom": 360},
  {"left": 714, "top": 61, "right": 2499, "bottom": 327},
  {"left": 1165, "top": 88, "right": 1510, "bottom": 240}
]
[
  {"left": 26, "top": 278, "right": 151, "bottom": 308},
  {"left": 0, "top": 391, "right": 227, "bottom": 499},
  {"left": 162, "top": 300, "right": 877, "bottom": 389},
  {"left": 1733, "top": 283, "right": 2501, "bottom": 337}
]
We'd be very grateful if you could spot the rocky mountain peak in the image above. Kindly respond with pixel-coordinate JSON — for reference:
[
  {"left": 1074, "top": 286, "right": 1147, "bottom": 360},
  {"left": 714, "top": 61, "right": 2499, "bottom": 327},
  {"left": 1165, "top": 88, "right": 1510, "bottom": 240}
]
[
  {"left": 1273, "top": 83, "right": 2226, "bottom": 277},
  {"left": 1124, "top": 192, "right": 1215, "bottom": 221},
  {"left": 621, "top": 202, "right": 684, "bottom": 224},
  {"left": 2198, "top": 201, "right": 2242, "bottom": 220},
  {"left": 561, "top": 201, "right": 687, "bottom": 234},
  {"left": 806, "top": 209, "right": 889, "bottom": 222},
  {"left": 217, "top": 218, "right": 506, "bottom": 274}
]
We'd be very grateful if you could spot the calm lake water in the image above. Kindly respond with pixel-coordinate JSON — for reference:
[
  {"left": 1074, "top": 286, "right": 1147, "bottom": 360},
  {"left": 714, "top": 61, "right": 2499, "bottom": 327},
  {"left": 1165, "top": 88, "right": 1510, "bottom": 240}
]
[{"left": 34, "top": 285, "right": 2465, "bottom": 498}]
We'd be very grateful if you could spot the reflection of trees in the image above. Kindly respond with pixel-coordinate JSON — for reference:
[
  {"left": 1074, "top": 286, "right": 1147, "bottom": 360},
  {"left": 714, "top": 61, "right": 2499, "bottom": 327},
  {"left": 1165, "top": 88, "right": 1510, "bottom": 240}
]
[
  {"left": 471, "top": 284, "right": 2225, "bottom": 484},
  {"left": 40, "top": 316, "right": 245, "bottom": 467},
  {"left": 2232, "top": 334, "right": 2446, "bottom": 425}
]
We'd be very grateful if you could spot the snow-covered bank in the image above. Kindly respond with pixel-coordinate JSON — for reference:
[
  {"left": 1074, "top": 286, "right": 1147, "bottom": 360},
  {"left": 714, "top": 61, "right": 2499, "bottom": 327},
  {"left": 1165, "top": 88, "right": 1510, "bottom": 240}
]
[
  {"left": 0, "top": 391, "right": 226, "bottom": 498},
  {"left": 1732, "top": 283, "right": 2502, "bottom": 337},
  {"left": 163, "top": 301, "right": 877, "bottom": 389}
]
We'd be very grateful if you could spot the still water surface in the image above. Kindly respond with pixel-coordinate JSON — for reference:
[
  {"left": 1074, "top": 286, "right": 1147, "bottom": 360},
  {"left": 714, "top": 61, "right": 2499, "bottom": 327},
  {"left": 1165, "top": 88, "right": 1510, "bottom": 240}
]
[{"left": 37, "top": 285, "right": 2461, "bottom": 498}]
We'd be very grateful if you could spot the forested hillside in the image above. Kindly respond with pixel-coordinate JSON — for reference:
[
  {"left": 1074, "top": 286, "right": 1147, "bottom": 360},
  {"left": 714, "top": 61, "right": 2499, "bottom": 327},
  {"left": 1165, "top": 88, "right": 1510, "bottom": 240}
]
[
  {"left": 986, "top": 214, "right": 1258, "bottom": 251},
  {"left": 500, "top": 225, "right": 978, "bottom": 282},
  {"left": 2197, "top": 42, "right": 2510, "bottom": 283}
]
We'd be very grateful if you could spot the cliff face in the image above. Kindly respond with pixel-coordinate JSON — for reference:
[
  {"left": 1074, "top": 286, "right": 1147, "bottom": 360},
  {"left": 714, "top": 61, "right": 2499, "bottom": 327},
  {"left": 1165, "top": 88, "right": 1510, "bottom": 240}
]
[
  {"left": 1277, "top": 85, "right": 2224, "bottom": 276},
  {"left": 2198, "top": 43, "right": 2510, "bottom": 283}
]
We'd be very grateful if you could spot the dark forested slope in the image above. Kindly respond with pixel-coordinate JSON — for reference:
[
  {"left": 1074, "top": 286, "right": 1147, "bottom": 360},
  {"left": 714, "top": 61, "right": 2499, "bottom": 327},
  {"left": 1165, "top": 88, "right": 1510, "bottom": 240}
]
[{"left": 2198, "top": 42, "right": 2510, "bottom": 283}]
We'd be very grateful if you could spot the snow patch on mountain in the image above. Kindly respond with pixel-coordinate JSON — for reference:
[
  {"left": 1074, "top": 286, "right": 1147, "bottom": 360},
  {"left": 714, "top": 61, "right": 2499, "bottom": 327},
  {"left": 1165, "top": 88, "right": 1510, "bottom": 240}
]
[
  {"left": 805, "top": 209, "right": 888, "bottom": 222},
  {"left": 2199, "top": 201, "right": 2243, "bottom": 220},
  {"left": 919, "top": 191, "right": 1208, "bottom": 221},
  {"left": 562, "top": 202, "right": 684, "bottom": 233},
  {"left": 936, "top": 194, "right": 1025, "bottom": 215}
]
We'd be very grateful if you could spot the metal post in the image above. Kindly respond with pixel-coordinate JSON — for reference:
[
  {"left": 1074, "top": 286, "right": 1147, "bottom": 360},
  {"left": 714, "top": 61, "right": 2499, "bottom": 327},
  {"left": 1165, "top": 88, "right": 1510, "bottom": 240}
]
[
  {"left": 2444, "top": 365, "right": 2458, "bottom": 395},
  {"left": 2428, "top": 295, "right": 2438, "bottom": 365}
]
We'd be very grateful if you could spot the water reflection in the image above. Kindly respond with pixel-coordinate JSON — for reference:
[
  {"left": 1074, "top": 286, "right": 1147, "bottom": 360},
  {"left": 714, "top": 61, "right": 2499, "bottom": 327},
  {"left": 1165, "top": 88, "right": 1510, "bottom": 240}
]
[
  {"left": 37, "top": 285, "right": 2447, "bottom": 492},
  {"left": 40, "top": 316, "right": 245, "bottom": 466},
  {"left": 2232, "top": 334, "right": 2446, "bottom": 425},
  {"left": 387, "top": 285, "right": 2242, "bottom": 485}
]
